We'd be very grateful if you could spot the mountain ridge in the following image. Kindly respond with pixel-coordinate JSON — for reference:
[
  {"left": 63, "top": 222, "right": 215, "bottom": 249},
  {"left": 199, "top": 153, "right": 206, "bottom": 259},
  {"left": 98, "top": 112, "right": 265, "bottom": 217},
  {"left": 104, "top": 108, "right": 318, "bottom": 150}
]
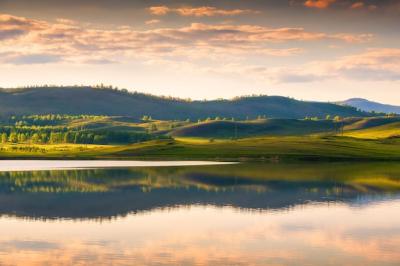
[
  {"left": 0, "top": 86, "right": 369, "bottom": 119},
  {"left": 340, "top": 98, "right": 400, "bottom": 114}
]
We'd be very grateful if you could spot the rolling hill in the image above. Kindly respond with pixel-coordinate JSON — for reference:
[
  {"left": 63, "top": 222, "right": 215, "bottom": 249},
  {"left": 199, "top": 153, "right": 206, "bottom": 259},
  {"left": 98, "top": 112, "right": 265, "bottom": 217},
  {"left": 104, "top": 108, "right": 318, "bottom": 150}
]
[
  {"left": 0, "top": 86, "right": 368, "bottom": 120},
  {"left": 340, "top": 98, "right": 400, "bottom": 114},
  {"left": 170, "top": 119, "right": 340, "bottom": 139},
  {"left": 344, "top": 121, "right": 400, "bottom": 139}
]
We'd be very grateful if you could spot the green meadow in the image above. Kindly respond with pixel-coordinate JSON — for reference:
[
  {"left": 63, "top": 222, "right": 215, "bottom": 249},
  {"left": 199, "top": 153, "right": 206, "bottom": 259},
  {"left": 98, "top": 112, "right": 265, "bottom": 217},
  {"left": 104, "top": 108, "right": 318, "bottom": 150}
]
[{"left": 0, "top": 114, "right": 399, "bottom": 161}]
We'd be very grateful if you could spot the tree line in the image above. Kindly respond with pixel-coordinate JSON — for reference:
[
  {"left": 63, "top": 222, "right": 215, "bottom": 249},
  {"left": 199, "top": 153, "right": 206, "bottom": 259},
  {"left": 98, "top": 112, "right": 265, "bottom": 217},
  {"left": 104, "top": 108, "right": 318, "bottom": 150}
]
[{"left": 0, "top": 130, "right": 165, "bottom": 145}]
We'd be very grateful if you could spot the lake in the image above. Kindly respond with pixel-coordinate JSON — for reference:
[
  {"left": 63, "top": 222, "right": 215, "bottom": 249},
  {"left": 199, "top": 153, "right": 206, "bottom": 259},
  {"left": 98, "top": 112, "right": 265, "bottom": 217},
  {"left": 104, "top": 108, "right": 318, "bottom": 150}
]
[{"left": 0, "top": 161, "right": 399, "bottom": 265}]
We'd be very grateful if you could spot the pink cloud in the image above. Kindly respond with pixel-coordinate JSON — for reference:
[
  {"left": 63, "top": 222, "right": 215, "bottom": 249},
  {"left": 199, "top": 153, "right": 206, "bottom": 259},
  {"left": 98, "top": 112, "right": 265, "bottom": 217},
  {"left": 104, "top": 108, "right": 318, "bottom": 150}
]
[
  {"left": 0, "top": 13, "right": 373, "bottom": 66},
  {"left": 271, "top": 48, "right": 400, "bottom": 83},
  {"left": 149, "top": 6, "right": 259, "bottom": 17},
  {"left": 145, "top": 19, "right": 161, "bottom": 25},
  {"left": 304, "top": 0, "right": 336, "bottom": 9},
  {"left": 350, "top": 2, "right": 365, "bottom": 9}
]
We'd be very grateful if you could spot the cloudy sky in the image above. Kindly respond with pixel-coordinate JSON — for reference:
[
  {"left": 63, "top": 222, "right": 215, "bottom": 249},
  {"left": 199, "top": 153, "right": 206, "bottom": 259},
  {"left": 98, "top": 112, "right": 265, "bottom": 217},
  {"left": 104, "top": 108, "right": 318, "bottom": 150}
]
[{"left": 0, "top": 0, "right": 399, "bottom": 103}]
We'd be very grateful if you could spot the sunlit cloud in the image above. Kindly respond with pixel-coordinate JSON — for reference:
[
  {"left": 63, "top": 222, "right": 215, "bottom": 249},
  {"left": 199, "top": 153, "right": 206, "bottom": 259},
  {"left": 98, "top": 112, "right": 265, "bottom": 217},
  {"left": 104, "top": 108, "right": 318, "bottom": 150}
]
[
  {"left": 270, "top": 48, "right": 400, "bottom": 83},
  {"left": 350, "top": 2, "right": 365, "bottom": 9},
  {"left": 303, "top": 0, "right": 379, "bottom": 11},
  {"left": 149, "top": 6, "right": 259, "bottom": 17},
  {"left": 197, "top": 48, "right": 400, "bottom": 84},
  {"left": 332, "top": 48, "right": 400, "bottom": 81},
  {"left": 145, "top": 19, "right": 161, "bottom": 25},
  {"left": 304, "top": 0, "right": 336, "bottom": 9},
  {"left": 0, "top": 13, "right": 372, "bottom": 66},
  {"left": 0, "top": 14, "right": 45, "bottom": 41},
  {"left": 0, "top": 52, "right": 62, "bottom": 65}
]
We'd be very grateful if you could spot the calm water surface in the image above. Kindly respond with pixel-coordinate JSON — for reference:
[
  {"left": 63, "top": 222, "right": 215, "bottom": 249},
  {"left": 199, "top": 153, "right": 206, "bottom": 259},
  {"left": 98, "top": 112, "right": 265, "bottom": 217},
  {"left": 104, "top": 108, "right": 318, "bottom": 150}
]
[{"left": 0, "top": 162, "right": 399, "bottom": 265}]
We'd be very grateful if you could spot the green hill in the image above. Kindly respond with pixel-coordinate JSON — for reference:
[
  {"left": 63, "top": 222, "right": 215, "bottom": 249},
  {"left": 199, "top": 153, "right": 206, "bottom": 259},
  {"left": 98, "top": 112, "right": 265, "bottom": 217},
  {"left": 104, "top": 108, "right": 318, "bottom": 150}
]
[
  {"left": 343, "top": 117, "right": 400, "bottom": 131},
  {"left": 344, "top": 121, "right": 400, "bottom": 139},
  {"left": 170, "top": 119, "right": 340, "bottom": 139},
  {"left": 0, "top": 86, "right": 368, "bottom": 120}
]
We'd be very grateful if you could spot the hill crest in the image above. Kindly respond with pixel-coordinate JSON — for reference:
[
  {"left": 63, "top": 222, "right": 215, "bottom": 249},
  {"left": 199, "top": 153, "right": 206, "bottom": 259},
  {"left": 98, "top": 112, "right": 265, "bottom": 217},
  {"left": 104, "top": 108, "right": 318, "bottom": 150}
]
[
  {"left": 340, "top": 98, "right": 400, "bottom": 114},
  {"left": 0, "top": 86, "right": 368, "bottom": 120}
]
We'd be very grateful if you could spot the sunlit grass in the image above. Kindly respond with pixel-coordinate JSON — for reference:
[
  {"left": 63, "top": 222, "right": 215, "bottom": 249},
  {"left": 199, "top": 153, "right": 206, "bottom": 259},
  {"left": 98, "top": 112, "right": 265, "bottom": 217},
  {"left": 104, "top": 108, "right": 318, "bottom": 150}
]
[{"left": 344, "top": 122, "right": 400, "bottom": 139}]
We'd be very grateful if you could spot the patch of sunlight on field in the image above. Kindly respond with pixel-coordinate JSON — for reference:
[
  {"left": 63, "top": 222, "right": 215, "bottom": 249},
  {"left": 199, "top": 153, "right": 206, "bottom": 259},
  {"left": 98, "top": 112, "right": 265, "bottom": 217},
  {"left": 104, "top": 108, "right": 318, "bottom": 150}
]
[
  {"left": 0, "top": 143, "right": 114, "bottom": 155},
  {"left": 175, "top": 137, "right": 232, "bottom": 144},
  {"left": 345, "top": 128, "right": 400, "bottom": 139}
]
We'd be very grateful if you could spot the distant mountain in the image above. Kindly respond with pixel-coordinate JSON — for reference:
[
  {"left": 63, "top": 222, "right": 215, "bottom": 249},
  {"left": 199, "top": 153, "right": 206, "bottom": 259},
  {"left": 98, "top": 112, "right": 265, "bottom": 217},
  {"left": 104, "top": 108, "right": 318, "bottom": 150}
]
[
  {"left": 0, "top": 86, "right": 368, "bottom": 119},
  {"left": 340, "top": 98, "right": 400, "bottom": 114}
]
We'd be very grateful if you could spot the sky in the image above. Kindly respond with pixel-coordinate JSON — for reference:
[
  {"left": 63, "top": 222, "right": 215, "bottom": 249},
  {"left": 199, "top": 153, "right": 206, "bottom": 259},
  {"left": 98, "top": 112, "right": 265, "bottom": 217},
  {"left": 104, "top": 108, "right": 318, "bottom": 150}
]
[{"left": 0, "top": 0, "right": 399, "bottom": 103}]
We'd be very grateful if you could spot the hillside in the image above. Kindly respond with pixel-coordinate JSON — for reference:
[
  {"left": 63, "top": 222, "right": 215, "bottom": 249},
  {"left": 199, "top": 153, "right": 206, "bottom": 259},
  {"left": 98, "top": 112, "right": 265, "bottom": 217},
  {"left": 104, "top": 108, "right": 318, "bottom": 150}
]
[
  {"left": 344, "top": 121, "right": 400, "bottom": 139},
  {"left": 343, "top": 117, "right": 400, "bottom": 131},
  {"left": 0, "top": 86, "right": 368, "bottom": 119},
  {"left": 170, "top": 119, "right": 340, "bottom": 139},
  {"left": 340, "top": 98, "right": 400, "bottom": 114}
]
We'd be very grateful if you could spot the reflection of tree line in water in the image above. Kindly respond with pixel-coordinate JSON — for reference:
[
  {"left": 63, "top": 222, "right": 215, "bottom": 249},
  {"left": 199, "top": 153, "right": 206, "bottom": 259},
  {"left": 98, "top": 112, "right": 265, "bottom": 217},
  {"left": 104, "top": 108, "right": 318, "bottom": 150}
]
[
  {"left": 0, "top": 162, "right": 400, "bottom": 193},
  {"left": 0, "top": 163, "right": 399, "bottom": 220}
]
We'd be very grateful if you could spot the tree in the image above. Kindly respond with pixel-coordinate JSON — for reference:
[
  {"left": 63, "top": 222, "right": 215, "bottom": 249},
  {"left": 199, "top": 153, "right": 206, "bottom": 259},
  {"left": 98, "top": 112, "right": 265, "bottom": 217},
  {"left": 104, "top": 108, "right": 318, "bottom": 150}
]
[
  {"left": 93, "top": 135, "right": 107, "bottom": 144},
  {"left": 31, "top": 133, "right": 40, "bottom": 144},
  {"left": 8, "top": 132, "right": 18, "bottom": 143},
  {"left": 18, "top": 133, "right": 27, "bottom": 143},
  {"left": 64, "top": 132, "right": 71, "bottom": 143},
  {"left": 41, "top": 133, "right": 49, "bottom": 143},
  {"left": 149, "top": 123, "right": 158, "bottom": 132},
  {"left": 74, "top": 133, "right": 80, "bottom": 144},
  {"left": 1, "top": 133, "right": 7, "bottom": 144},
  {"left": 50, "top": 132, "right": 62, "bottom": 144}
]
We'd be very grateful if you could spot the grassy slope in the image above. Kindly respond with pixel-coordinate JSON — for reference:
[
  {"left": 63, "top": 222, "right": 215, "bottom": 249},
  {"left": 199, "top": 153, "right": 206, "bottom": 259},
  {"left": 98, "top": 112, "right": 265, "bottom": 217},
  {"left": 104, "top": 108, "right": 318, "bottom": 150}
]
[
  {"left": 344, "top": 121, "right": 400, "bottom": 139},
  {"left": 1, "top": 116, "right": 400, "bottom": 161},
  {"left": 170, "top": 119, "right": 338, "bottom": 138},
  {"left": 170, "top": 117, "right": 400, "bottom": 140},
  {"left": 343, "top": 117, "right": 400, "bottom": 130},
  {"left": 104, "top": 137, "right": 400, "bottom": 161},
  {"left": 1, "top": 136, "right": 393, "bottom": 161}
]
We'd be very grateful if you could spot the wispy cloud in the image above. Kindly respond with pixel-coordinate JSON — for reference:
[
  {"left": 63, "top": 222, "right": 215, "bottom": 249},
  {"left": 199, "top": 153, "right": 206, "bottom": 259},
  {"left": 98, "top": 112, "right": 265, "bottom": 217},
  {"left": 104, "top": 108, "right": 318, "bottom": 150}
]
[
  {"left": 333, "top": 48, "right": 400, "bottom": 81},
  {"left": 304, "top": 0, "right": 336, "bottom": 9},
  {"left": 350, "top": 2, "right": 365, "bottom": 9},
  {"left": 145, "top": 19, "right": 161, "bottom": 25},
  {"left": 0, "top": 13, "right": 372, "bottom": 65},
  {"left": 270, "top": 48, "right": 400, "bottom": 83},
  {"left": 0, "top": 14, "right": 45, "bottom": 41},
  {"left": 303, "top": 0, "right": 379, "bottom": 11},
  {"left": 199, "top": 48, "right": 400, "bottom": 85},
  {"left": 149, "top": 6, "right": 259, "bottom": 17},
  {"left": 0, "top": 52, "right": 62, "bottom": 65}
]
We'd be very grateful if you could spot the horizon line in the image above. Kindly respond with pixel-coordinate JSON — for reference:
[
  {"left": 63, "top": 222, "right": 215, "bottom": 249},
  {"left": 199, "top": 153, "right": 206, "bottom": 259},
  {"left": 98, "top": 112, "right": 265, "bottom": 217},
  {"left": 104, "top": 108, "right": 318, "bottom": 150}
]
[{"left": 0, "top": 84, "right": 373, "bottom": 104}]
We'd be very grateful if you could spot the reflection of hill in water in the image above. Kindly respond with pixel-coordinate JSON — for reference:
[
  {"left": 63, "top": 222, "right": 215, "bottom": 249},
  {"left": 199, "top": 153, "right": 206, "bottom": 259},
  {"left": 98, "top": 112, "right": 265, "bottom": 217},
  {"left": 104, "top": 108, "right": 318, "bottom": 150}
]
[{"left": 0, "top": 162, "right": 399, "bottom": 220}]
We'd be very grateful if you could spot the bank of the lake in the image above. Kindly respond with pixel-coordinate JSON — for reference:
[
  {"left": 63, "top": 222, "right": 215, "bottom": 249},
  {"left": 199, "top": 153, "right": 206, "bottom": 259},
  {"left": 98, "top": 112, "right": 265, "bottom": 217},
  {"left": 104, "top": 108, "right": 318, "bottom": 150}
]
[{"left": 1, "top": 136, "right": 400, "bottom": 162}]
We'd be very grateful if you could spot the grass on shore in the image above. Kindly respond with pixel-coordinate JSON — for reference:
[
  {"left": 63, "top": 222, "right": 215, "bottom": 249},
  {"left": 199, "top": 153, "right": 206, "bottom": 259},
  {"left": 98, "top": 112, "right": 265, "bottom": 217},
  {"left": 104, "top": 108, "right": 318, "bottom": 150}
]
[{"left": 1, "top": 135, "right": 399, "bottom": 161}]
